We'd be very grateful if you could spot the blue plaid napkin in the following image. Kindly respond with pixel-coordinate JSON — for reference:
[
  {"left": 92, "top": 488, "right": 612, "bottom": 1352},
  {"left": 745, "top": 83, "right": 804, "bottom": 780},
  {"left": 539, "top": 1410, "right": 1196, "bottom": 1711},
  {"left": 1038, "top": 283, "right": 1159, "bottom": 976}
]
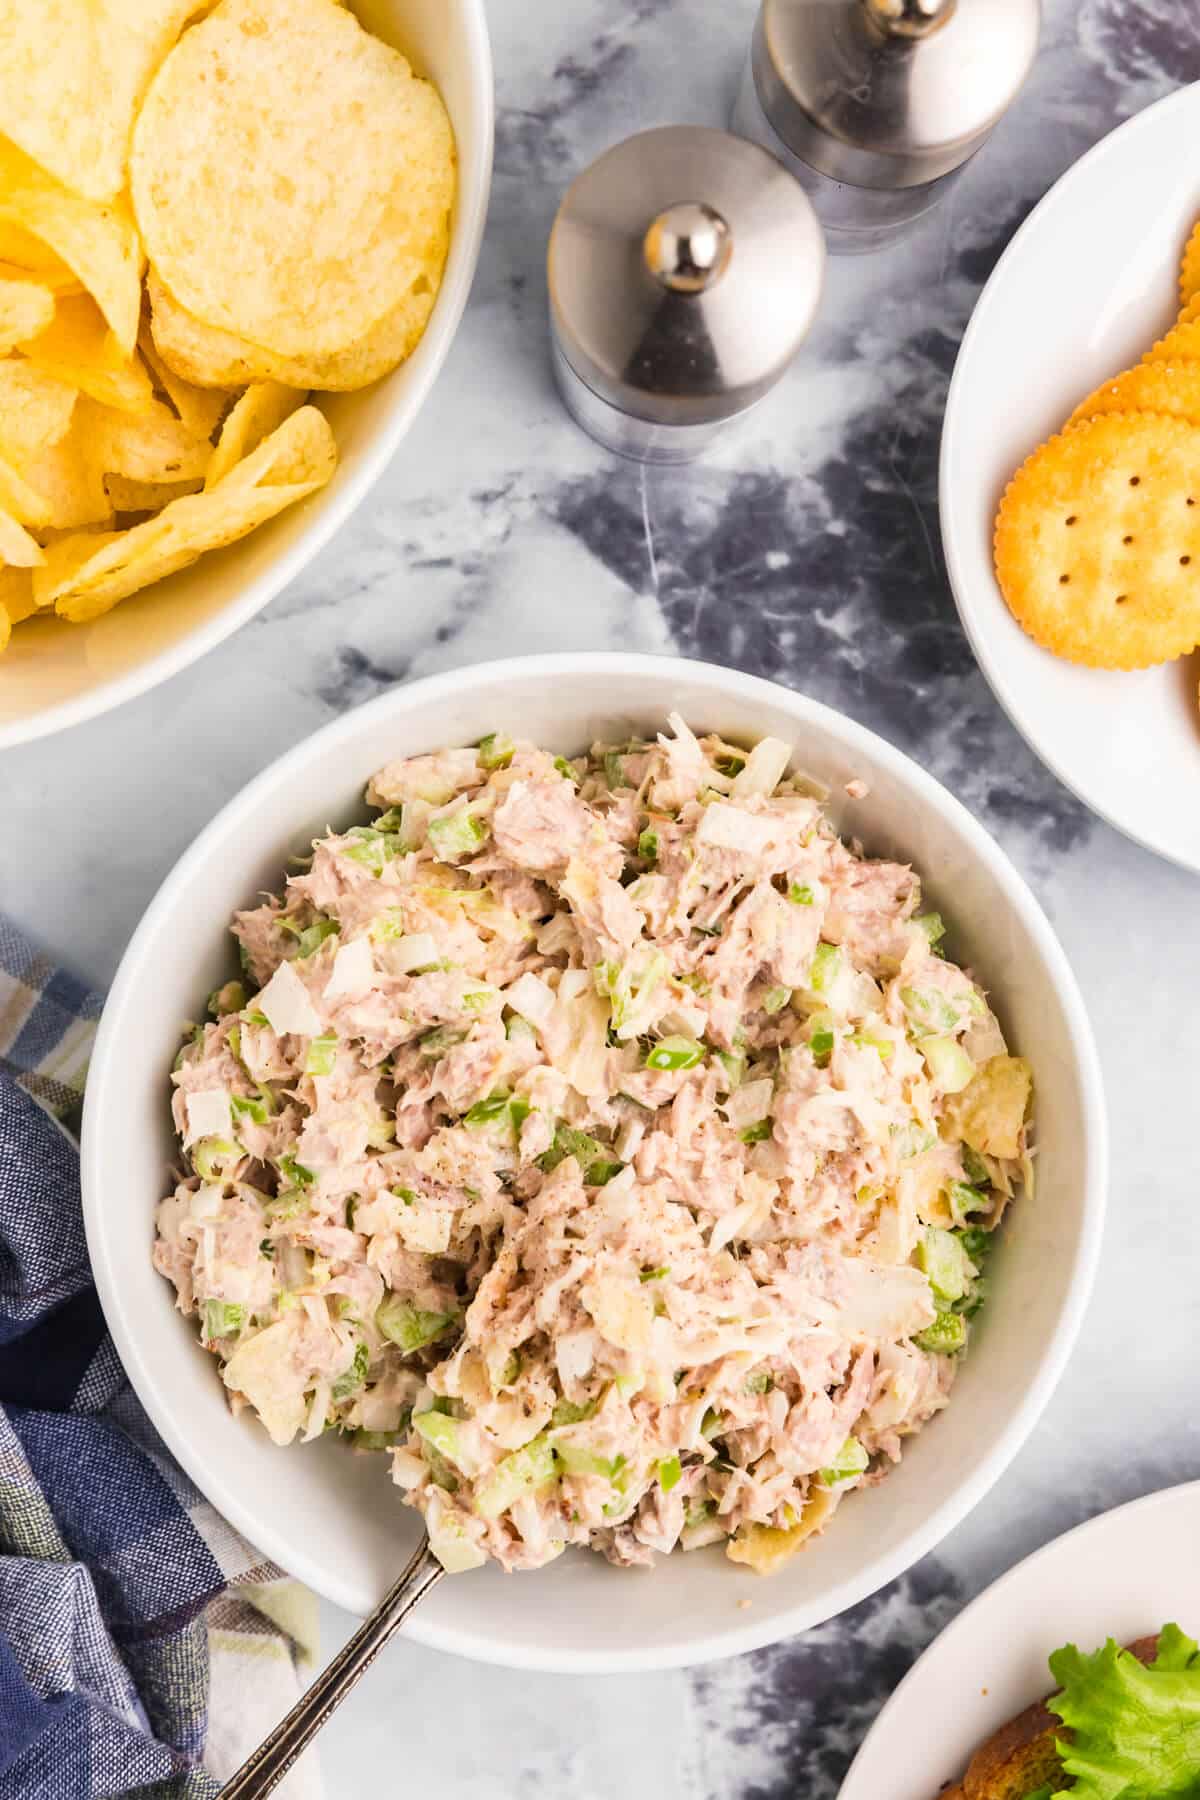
[{"left": 0, "top": 920, "right": 321, "bottom": 1800}]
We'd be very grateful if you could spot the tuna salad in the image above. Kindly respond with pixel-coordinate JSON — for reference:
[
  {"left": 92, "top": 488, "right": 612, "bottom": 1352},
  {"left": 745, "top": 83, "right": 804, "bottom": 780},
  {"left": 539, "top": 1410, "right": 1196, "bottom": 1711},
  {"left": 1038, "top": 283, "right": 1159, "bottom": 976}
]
[{"left": 155, "top": 718, "right": 1033, "bottom": 1576}]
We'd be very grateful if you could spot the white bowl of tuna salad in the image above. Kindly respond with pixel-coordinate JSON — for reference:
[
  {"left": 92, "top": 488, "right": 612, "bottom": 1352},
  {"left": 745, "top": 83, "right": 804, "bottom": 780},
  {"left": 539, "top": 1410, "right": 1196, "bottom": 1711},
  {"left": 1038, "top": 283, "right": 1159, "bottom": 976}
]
[{"left": 81, "top": 654, "right": 1105, "bottom": 1671}]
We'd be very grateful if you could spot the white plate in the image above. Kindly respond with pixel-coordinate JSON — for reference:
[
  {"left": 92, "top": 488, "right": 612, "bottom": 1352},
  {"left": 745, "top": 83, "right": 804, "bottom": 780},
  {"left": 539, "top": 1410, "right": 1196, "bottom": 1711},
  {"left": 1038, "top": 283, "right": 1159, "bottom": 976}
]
[
  {"left": 81, "top": 654, "right": 1105, "bottom": 1672},
  {"left": 841, "top": 1481, "right": 1200, "bottom": 1797},
  {"left": 941, "top": 83, "right": 1200, "bottom": 871},
  {"left": 0, "top": 0, "right": 493, "bottom": 749}
]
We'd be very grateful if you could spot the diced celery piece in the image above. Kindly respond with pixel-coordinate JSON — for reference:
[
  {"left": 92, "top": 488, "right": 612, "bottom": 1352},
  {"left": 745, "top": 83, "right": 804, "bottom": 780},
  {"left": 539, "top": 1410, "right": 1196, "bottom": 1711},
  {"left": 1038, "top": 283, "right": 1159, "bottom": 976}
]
[
  {"left": 550, "top": 1397, "right": 598, "bottom": 1428},
  {"left": 555, "top": 1441, "right": 623, "bottom": 1480},
  {"left": 208, "top": 979, "right": 245, "bottom": 1017},
  {"left": 639, "top": 1266, "right": 669, "bottom": 1285},
  {"left": 850, "top": 1027, "right": 893, "bottom": 1061},
  {"left": 962, "top": 1146, "right": 992, "bottom": 1187},
  {"left": 922, "top": 1035, "right": 975, "bottom": 1093},
  {"left": 787, "top": 882, "right": 815, "bottom": 906},
  {"left": 473, "top": 1434, "right": 558, "bottom": 1519},
  {"left": 916, "top": 1228, "right": 972, "bottom": 1303},
  {"left": 700, "top": 1407, "right": 724, "bottom": 1440},
  {"left": 427, "top": 811, "right": 488, "bottom": 862},
  {"left": 461, "top": 989, "right": 496, "bottom": 1013},
  {"left": 900, "top": 986, "right": 961, "bottom": 1037},
  {"left": 413, "top": 1410, "right": 470, "bottom": 1469},
  {"left": 604, "top": 750, "right": 629, "bottom": 789},
  {"left": 893, "top": 1122, "right": 936, "bottom": 1159},
  {"left": 819, "top": 1435, "right": 869, "bottom": 1487},
  {"left": 809, "top": 943, "right": 841, "bottom": 993},
  {"left": 343, "top": 827, "right": 403, "bottom": 878},
  {"left": 428, "top": 1513, "right": 487, "bottom": 1574},
  {"left": 715, "top": 1048, "right": 745, "bottom": 1091},
  {"left": 203, "top": 1298, "right": 244, "bottom": 1341},
  {"left": 553, "top": 756, "right": 576, "bottom": 781},
  {"left": 762, "top": 985, "right": 792, "bottom": 1015},
  {"left": 331, "top": 1341, "right": 368, "bottom": 1402},
  {"left": 231, "top": 1093, "right": 269, "bottom": 1127},
  {"left": 349, "top": 1428, "right": 402, "bottom": 1453},
  {"left": 946, "top": 1179, "right": 988, "bottom": 1221},
  {"left": 914, "top": 1312, "right": 967, "bottom": 1354},
  {"left": 658, "top": 1455, "right": 683, "bottom": 1492},
  {"left": 375, "top": 1297, "right": 459, "bottom": 1354},
  {"left": 914, "top": 912, "right": 945, "bottom": 950},
  {"left": 477, "top": 731, "right": 515, "bottom": 770},
  {"left": 419, "top": 1024, "right": 469, "bottom": 1057},
  {"left": 637, "top": 828, "right": 659, "bottom": 863},
  {"left": 645, "top": 1035, "right": 705, "bottom": 1071},
  {"left": 278, "top": 1151, "right": 314, "bottom": 1188},
  {"left": 538, "top": 1124, "right": 624, "bottom": 1186},
  {"left": 809, "top": 1017, "right": 835, "bottom": 1066},
  {"left": 297, "top": 920, "right": 339, "bottom": 959},
  {"left": 744, "top": 1369, "right": 774, "bottom": 1395},
  {"left": 505, "top": 1013, "right": 536, "bottom": 1043},
  {"left": 463, "top": 1091, "right": 511, "bottom": 1126},
  {"left": 739, "top": 1119, "right": 772, "bottom": 1144},
  {"left": 304, "top": 1033, "right": 338, "bottom": 1077},
  {"left": 192, "top": 1137, "right": 242, "bottom": 1180}
]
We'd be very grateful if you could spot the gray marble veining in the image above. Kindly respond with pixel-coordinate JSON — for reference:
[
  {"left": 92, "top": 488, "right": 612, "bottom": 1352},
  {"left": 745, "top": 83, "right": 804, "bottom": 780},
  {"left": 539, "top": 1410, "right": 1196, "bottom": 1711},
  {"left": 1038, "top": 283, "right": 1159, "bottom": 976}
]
[{"left": 3, "top": 1, "right": 1200, "bottom": 1794}]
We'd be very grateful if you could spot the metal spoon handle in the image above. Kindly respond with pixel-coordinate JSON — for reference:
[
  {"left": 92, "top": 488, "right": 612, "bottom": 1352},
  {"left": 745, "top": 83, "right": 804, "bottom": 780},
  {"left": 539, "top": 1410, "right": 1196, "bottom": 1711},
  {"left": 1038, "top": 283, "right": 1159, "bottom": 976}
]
[{"left": 220, "top": 1535, "right": 444, "bottom": 1799}]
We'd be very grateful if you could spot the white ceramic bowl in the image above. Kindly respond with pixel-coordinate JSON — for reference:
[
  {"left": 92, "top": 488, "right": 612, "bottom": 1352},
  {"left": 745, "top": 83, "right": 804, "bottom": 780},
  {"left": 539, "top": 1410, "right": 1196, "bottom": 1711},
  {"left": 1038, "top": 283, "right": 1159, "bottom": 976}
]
[
  {"left": 81, "top": 654, "right": 1107, "bottom": 1672},
  {"left": 0, "top": 0, "right": 493, "bottom": 751},
  {"left": 941, "top": 84, "right": 1200, "bottom": 870}
]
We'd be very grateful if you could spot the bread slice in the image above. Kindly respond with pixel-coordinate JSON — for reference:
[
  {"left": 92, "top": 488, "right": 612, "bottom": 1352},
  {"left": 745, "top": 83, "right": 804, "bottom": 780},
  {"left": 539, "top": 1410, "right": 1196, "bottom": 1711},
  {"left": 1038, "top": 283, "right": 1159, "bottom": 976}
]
[{"left": 943, "top": 1635, "right": 1160, "bottom": 1799}]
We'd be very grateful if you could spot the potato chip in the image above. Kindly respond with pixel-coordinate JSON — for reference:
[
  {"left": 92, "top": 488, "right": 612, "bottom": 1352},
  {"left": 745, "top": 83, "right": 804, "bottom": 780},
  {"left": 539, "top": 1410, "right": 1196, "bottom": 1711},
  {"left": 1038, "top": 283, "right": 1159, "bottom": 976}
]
[
  {"left": 0, "top": 2, "right": 207, "bottom": 205},
  {"left": 132, "top": 0, "right": 455, "bottom": 359},
  {"left": 0, "top": 564, "right": 36, "bottom": 622},
  {"left": 48, "top": 481, "right": 325, "bottom": 622},
  {"left": 138, "top": 327, "right": 233, "bottom": 441},
  {"left": 0, "top": 360, "right": 77, "bottom": 462},
  {"left": 0, "top": 507, "right": 44, "bottom": 566},
  {"left": 0, "top": 275, "right": 54, "bottom": 353},
  {"left": 0, "top": 222, "right": 82, "bottom": 294},
  {"left": 148, "top": 260, "right": 446, "bottom": 393},
  {"left": 994, "top": 414, "right": 1200, "bottom": 669},
  {"left": 0, "top": 450, "right": 52, "bottom": 528},
  {"left": 1066, "top": 360, "right": 1200, "bottom": 429},
  {"left": 104, "top": 473, "right": 203, "bottom": 514},
  {"left": 939, "top": 1055, "right": 1032, "bottom": 1162},
  {"left": 205, "top": 382, "right": 301, "bottom": 489},
  {"left": 41, "top": 405, "right": 336, "bottom": 620},
  {"left": 77, "top": 394, "right": 212, "bottom": 484},
  {"left": 1181, "top": 217, "right": 1200, "bottom": 307},
  {"left": 22, "top": 432, "right": 113, "bottom": 530},
  {"left": 0, "top": 140, "right": 142, "bottom": 353},
  {"left": 21, "top": 296, "right": 155, "bottom": 415}
]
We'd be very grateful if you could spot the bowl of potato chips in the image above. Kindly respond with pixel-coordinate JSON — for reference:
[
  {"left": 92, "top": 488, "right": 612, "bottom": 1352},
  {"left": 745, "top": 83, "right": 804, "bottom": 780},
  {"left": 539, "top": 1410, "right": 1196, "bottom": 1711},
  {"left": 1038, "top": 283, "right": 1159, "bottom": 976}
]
[{"left": 0, "top": 0, "right": 493, "bottom": 748}]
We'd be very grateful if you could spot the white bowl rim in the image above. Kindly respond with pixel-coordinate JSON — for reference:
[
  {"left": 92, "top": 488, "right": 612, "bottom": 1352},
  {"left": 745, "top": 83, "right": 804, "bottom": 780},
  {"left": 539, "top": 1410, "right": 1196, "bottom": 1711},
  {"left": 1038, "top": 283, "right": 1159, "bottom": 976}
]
[
  {"left": 939, "top": 82, "right": 1200, "bottom": 873},
  {"left": 0, "top": 0, "right": 494, "bottom": 753},
  {"left": 842, "top": 1478, "right": 1200, "bottom": 1789},
  {"left": 81, "top": 653, "right": 1108, "bottom": 1670}
]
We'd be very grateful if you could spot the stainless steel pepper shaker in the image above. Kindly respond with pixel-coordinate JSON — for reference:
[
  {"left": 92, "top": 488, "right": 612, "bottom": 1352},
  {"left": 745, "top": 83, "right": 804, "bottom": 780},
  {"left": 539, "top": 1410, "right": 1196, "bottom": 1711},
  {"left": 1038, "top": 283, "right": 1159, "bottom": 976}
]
[
  {"left": 548, "top": 125, "right": 825, "bottom": 465},
  {"left": 731, "top": 0, "right": 1040, "bottom": 254}
]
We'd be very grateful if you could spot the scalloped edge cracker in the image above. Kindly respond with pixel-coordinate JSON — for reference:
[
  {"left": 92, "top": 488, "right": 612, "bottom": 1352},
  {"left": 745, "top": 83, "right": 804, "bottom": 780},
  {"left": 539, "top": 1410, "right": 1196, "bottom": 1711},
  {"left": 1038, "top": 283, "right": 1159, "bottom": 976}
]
[
  {"left": 1066, "top": 359, "right": 1200, "bottom": 429},
  {"left": 1181, "top": 217, "right": 1200, "bottom": 306}
]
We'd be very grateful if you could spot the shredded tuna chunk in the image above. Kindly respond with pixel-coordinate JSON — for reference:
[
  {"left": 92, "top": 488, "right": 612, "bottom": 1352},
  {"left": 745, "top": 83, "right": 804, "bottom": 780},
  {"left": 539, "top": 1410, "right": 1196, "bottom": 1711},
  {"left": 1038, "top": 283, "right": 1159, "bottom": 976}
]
[{"left": 155, "top": 720, "right": 1032, "bottom": 1577}]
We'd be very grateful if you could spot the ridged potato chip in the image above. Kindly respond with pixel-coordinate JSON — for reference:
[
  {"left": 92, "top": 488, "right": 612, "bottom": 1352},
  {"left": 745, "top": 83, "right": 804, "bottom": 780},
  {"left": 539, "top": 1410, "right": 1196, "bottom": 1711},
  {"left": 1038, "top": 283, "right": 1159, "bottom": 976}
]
[
  {"left": 38, "top": 404, "right": 336, "bottom": 620},
  {"left": 994, "top": 414, "right": 1200, "bottom": 669},
  {"left": 205, "top": 383, "right": 302, "bottom": 490},
  {"left": 21, "top": 296, "right": 154, "bottom": 415},
  {"left": 148, "top": 261, "right": 447, "bottom": 393},
  {"left": 132, "top": 0, "right": 454, "bottom": 360},
  {"left": 0, "top": 276, "right": 54, "bottom": 353},
  {"left": 0, "top": 507, "right": 44, "bottom": 566},
  {"left": 0, "top": 222, "right": 82, "bottom": 294},
  {"left": 77, "top": 395, "right": 213, "bottom": 484},
  {"left": 0, "top": 361, "right": 77, "bottom": 463},
  {"left": 0, "top": 141, "right": 142, "bottom": 354},
  {"left": 1066, "top": 359, "right": 1200, "bottom": 429},
  {"left": 0, "top": 2, "right": 207, "bottom": 205},
  {"left": 1181, "top": 217, "right": 1200, "bottom": 307},
  {"left": 22, "top": 432, "right": 112, "bottom": 530}
]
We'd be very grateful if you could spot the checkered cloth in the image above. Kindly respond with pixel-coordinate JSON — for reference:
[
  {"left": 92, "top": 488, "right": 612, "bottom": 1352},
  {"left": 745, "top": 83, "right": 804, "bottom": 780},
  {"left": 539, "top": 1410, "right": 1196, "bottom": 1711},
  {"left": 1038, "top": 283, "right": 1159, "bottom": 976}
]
[{"left": 0, "top": 919, "right": 322, "bottom": 1800}]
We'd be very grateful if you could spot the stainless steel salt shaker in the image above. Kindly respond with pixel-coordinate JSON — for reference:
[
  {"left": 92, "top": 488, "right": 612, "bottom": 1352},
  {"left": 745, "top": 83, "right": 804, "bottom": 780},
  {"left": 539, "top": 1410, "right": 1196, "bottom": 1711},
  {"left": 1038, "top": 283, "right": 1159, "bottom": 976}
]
[
  {"left": 548, "top": 125, "right": 825, "bottom": 465},
  {"left": 732, "top": 0, "right": 1040, "bottom": 254}
]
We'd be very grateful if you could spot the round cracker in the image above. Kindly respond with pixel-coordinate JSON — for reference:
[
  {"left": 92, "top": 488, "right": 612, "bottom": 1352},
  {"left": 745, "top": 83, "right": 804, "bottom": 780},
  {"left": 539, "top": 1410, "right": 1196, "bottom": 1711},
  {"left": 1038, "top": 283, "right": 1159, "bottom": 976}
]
[
  {"left": 994, "top": 413, "right": 1200, "bottom": 669},
  {"left": 131, "top": 0, "right": 455, "bottom": 361},
  {"left": 1181, "top": 217, "right": 1200, "bottom": 307},
  {"left": 1143, "top": 318, "right": 1200, "bottom": 365},
  {"left": 1066, "top": 360, "right": 1200, "bottom": 429}
]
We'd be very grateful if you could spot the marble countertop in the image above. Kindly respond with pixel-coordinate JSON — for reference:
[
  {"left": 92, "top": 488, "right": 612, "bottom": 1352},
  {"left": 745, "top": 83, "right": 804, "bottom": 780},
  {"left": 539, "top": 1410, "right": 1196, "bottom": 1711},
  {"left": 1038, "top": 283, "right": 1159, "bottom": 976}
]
[{"left": 4, "top": 0, "right": 1200, "bottom": 1792}]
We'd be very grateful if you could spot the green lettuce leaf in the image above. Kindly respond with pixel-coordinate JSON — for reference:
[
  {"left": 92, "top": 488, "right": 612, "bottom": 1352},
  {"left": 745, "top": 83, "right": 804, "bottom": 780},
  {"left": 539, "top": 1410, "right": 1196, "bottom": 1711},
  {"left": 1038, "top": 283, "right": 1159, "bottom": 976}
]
[{"left": 1046, "top": 1624, "right": 1200, "bottom": 1798}]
